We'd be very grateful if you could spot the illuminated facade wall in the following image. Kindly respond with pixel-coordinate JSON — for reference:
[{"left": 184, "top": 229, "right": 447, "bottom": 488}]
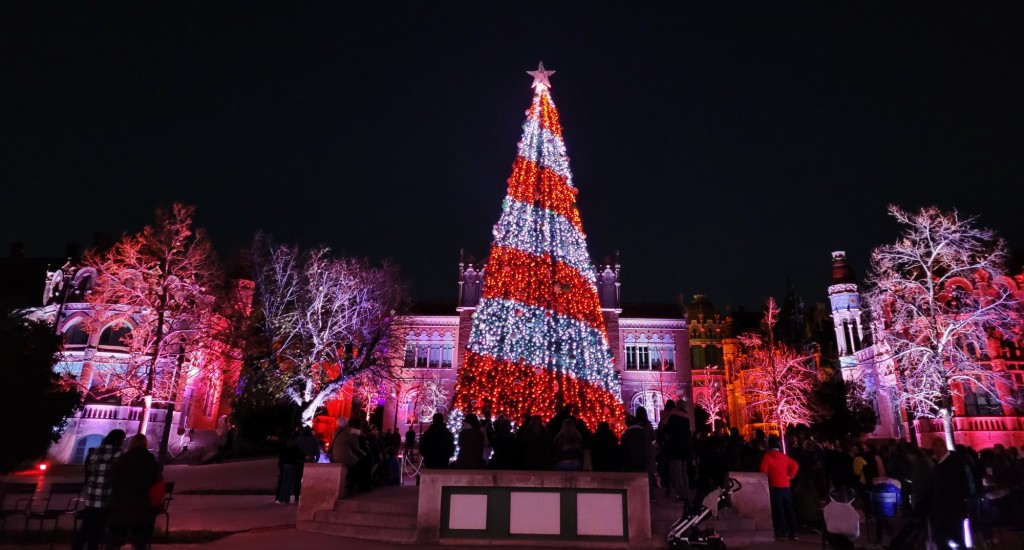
[
  {"left": 28, "top": 265, "right": 248, "bottom": 464},
  {"left": 374, "top": 257, "right": 691, "bottom": 435},
  {"left": 827, "top": 251, "right": 1024, "bottom": 449}
]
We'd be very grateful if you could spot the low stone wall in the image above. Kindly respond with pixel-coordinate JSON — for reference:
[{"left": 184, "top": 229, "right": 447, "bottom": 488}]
[
  {"left": 726, "top": 471, "right": 772, "bottom": 533},
  {"left": 416, "top": 470, "right": 652, "bottom": 549},
  {"left": 296, "top": 463, "right": 348, "bottom": 522}
]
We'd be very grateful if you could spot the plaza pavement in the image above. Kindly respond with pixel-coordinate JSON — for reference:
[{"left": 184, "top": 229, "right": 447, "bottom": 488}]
[
  {"left": 154, "top": 528, "right": 818, "bottom": 550},
  {"left": 0, "top": 458, "right": 966, "bottom": 549}
]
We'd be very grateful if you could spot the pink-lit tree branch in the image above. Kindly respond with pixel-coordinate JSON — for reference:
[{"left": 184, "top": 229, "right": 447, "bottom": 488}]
[
  {"left": 697, "top": 378, "right": 727, "bottom": 429},
  {"left": 865, "top": 205, "right": 1021, "bottom": 449},
  {"left": 84, "top": 204, "right": 222, "bottom": 434},
  {"left": 740, "top": 297, "right": 817, "bottom": 447}
]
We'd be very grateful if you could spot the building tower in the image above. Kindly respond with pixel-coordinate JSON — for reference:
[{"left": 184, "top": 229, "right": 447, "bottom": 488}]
[
  {"left": 826, "top": 251, "right": 901, "bottom": 439},
  {"left": 827, "top": 251, "right": 865, "bottom": 367}
]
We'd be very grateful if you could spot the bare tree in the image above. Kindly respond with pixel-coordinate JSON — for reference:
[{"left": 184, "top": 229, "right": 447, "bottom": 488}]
[
  {"left": 865, "top": 205, "right": 1021, "bottom": 449},
  {"left": 697, "top": 378, "right": 727, "bottom": 430},
  {"left": 250, "top": 234, "right": 407, "bottom": 427},
  {"left": 740, "top": 297, "right": 818, "bottom": 449},
  {"left": 84, "top": 204, "right": 221, "bottom": 434},
  {"left": 403, "top": 372, "right": 451, "bottom": 425}
]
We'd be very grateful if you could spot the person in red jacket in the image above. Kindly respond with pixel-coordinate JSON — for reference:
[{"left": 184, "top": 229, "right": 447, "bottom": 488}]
[{"left": 760, "top": 434, "right": 800, "bottom": 541}]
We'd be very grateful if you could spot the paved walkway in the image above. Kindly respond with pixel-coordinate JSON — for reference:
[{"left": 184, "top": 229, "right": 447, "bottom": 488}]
[
  {"left": 152, "top": 528, "right": 822, "bottom": 550},
  {"left": 0, "top": 527, "right": 826, "bottom": 550},
  {"left": 9, "top": 459, "right": 1022, "bottom": 548}
]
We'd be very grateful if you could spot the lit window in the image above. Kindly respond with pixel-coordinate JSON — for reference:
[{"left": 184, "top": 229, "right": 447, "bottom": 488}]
[{"left": 624, "top": 345, "right": 674, "bottom": 371}]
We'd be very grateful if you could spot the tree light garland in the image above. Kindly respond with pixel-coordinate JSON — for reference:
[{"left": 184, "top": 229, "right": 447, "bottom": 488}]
[{"left": 451, "top": 65, "right": 624, "bottom": 435}]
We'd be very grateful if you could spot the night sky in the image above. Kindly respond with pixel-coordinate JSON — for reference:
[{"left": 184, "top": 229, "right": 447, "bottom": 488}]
[{"left": 3, "top": 4, "right": 1022, "bottom": 310}]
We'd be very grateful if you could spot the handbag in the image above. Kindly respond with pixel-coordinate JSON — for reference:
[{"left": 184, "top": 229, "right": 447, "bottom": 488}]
[{"left": 149, "top": 476, "right": 167, "bottom": 508}]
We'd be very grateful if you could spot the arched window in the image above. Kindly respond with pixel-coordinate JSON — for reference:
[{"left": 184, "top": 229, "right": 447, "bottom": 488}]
[
  {"left": 631, "top": 390, "right": 664, "bottom": 424},
  {"left": 63, "top": 323, "right": 89, "bottom": 348},
  {"left": 72, "top": 434, "right": 104, "bottom": 465},
  {"left": 98, "top": 322, "right": 132, "bottom": 350}
]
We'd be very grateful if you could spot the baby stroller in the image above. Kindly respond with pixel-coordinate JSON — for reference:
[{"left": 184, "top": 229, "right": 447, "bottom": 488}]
[{"left": 667, "top": 477, "right": 743, "bottom": 550}]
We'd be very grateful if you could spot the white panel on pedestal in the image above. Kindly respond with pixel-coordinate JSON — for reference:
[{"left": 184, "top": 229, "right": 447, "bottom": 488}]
[
  {"left": 509, "top": 492, "right": 561, "bottom": 534},
  {"left": 448, "top": 494, "right": 488, "bottom": 530},
  {"left": 576, "top": 493, "right": 624, "bottom": 536}
]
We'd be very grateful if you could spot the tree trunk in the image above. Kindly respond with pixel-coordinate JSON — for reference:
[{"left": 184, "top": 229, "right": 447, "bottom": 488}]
[
  {"left": 940, "top": 381, "right": 955, "bottom": 450},
  {"left": 159, "top": 402, "right": 175, "bottom": 461},
  {"left": 300, "top": 401, "right": 317, "bottom": 427},
  {"left": 940, "top": 408, "right": 955, "bottom": 451},
  {"left": 139, "top": 394, "right": 152, "bottom": 435},
  {"left": 906, "top": 410, "right": 918, "bottom": 446},
  {"left": 140, "top": 306, "right": 166, "bottom": 434}
]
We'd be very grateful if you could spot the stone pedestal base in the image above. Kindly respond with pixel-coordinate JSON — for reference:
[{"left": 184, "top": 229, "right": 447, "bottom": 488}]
[{"left": 297, "top": 463, "right": 348, "bottom": 522}]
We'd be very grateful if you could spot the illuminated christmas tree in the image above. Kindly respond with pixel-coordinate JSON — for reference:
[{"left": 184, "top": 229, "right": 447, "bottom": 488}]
[{"left": 452, "top": 63, "right": 624, "bottom": 432}]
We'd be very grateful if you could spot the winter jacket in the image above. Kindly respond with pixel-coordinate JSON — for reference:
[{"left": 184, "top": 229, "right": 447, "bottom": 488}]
[
  {"left": 106, "top": 448, "right": 160, "bottom": 528},
  {"left": 419, "top": 423, "right": 455, "bottom": 468},
  {"left": 330, "top": 429, "right": 363, "bottom": 467},
  {"left": 619, "top": 425, "right": 651, "bottom": 472},
  {"left": 453, "top": 428, "right": 486, "bottom": 469},
  {"left": 589, "top": 427, "right": 620, "bottom": 472},
  {"left": 660, "top": 411, "right": 692, "bottom": 461},
  {"left": 922, "top": 451, "right": 969, "bottom": 522},
  {"left": 519, "top": 429, "right": 555, "bottom": 470},
  {"left": 759, "top": 449, "right": 799, "bottom": 488}
]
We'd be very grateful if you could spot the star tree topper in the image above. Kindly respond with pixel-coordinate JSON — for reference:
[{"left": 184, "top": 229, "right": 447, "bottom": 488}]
[{"left": 527, "top": 61, "right": 555, "bottom": 90}]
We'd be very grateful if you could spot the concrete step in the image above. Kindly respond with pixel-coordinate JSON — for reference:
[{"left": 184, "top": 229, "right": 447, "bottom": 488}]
[
  {"left": 333, "top": 498, "right": 417, "bottom": 516},
  {"left": 313, "top": 509, "right": 417, "bottom": 529},
  {"left": 297, "top": 520, "right": 416, "bottom": 544}
]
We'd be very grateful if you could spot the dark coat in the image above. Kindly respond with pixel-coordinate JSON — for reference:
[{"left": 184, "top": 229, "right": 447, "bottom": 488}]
[
  {"left": 419, "top": 423, "right": 455, "bottom": 468},
  {"left": 661, "top": 412, "right": 692, "bottom": 461},
  {"left": 488, "top": 430, "right": 518, "bottom": 470},
  {"left": 546, "top": 410, "right": 571, "bottom": 439},
  {"left": 619, "top": 425, "right": 651, "bottom": 472},
  {"left": 106, "top": 448, "right": 160, "bottom": 528},
  {"left": 589, "top": 427, "right": 620, "bottom": 472},
  {"left": 453, "top": 428, "right": 486, "bottom": 469},
  {"left": 520, "top": 429, "right": 555, "bottom": 470},
  {"left": 923, "top": 451, "right": 969, "bottom": 522}
]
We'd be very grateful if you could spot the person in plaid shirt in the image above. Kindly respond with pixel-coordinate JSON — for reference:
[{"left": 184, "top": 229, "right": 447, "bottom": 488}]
[{"left": 72, "top": 429, "right": 125, "bottom": 550}]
